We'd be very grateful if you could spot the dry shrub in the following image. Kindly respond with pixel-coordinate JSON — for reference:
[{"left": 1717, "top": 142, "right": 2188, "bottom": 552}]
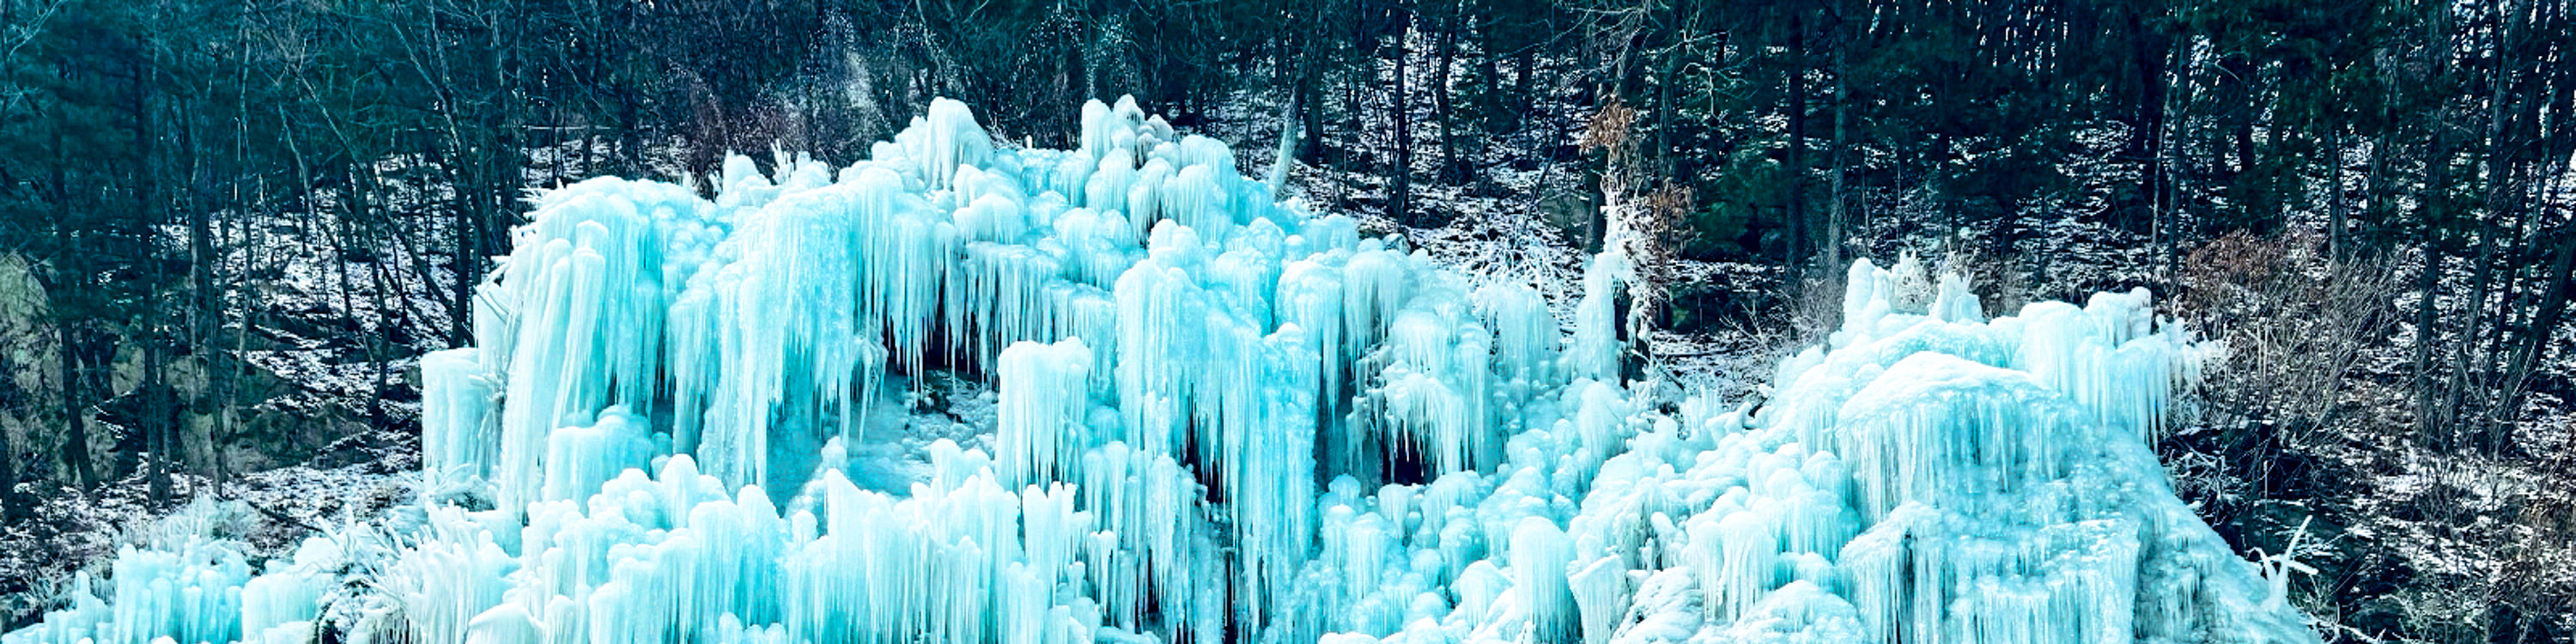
[
  {"left": 2166, "top": 229, "right": 2576, "bottom": 641},
  {"left": 1581, "top": 96, "right": 1695, "bottom": 364},
  {"left": 2176, "top": 228, "right": 2402, "bottom": 440},
  {"left": 2163, "top": 228, "right": 2406, "bottom": 638}
]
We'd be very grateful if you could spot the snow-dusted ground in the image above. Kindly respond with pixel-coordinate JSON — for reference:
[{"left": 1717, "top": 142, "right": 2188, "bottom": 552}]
[{"left": 0, "top": 450, "right": 414, "bottom": 628}]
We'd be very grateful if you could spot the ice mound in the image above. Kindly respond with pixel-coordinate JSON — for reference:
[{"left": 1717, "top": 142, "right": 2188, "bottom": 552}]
[{"left": 6, "top": 98, "right": 2312, "bottom": 644}]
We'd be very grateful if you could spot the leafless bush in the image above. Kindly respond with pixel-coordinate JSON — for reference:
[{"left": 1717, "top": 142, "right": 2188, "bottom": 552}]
[
  {"left": 2175, "top": 228, "right": 2402, "bottom": 442},
  {"left": 2166, "top": 229, "right": 2576, "bottom": 642}
]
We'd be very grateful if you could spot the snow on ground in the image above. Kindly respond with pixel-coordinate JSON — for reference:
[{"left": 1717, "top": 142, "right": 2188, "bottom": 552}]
[{"left": 0, "top": 462, "right": 396, "bottom": 628}]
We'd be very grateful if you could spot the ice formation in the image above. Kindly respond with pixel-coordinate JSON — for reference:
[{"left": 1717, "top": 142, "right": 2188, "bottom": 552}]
[{"left": 7, "top": 97, "right": 2314, "bottom": 644}]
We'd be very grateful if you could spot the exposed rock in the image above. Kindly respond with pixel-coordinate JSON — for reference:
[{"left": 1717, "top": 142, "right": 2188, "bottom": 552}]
[
  {"left": 2, "top": 252, "right": 379, "bottom": 496},
  {"left": 0, "top": 254, "right": 63, "bottom": 486}
]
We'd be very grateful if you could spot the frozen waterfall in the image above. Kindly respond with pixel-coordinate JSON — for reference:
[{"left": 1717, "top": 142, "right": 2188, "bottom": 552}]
[{"left": 6, "top": 97, "right": 2316, "bottom": 644}]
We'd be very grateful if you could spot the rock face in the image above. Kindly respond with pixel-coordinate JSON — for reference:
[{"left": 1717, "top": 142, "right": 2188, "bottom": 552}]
[
  {"left": 0, "top": 252, "right": 374, "bottom": 499},
  {"left": 0, "top": 253, "right": 67, "bottom": 487}
]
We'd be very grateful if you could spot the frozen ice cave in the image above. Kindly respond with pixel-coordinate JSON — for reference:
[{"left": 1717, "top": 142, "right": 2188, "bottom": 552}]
[{"left": 6, "top": 97, "right": 2317, "bottom": 644}]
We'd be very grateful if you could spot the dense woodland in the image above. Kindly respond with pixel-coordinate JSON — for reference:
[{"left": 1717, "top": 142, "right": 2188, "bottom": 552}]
[{"left": 0, "top": 0, "right": 2571, "bottom": 641}]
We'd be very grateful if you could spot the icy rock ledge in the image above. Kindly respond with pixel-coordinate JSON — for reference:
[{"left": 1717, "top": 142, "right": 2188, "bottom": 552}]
[{"left": 6, "top": 99, "right": 2311, "bottom": 644}]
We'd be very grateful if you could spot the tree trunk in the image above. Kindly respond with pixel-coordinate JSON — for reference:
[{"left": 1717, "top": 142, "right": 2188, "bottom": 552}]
[
  {"left": 1431, "top": 4, "right": 1461, "bottom": 183},
  {"left": 2366, "top": 129, "right": 2390, "bottom": 251},
  {"left": 2464, "top": 0, "right": 2525, "bottom": 446},
  {"left": 0, "top": 348, "right": 15, "bottom": 519},
  {"left": 617, "top": 1, "right": 642, "bottom": 174},
  {"left": 1827, "top": 20, "right": 1850, "bottom": 272},
  {"left": 47, "top": 100, "right": 95, "bottom": 494},
  {"left": 1787, "top": 12, "right": 1810, "bottom": 283},
  {"left": 1468, "top": 14, "right": 1500, "bottom": 191},
  {"left": 57, "top": 320, "right": 94, "bottom": 491},
  {"left": 1299, "top": 51, "right": 1324, "bottom": 164},
  {"left": 338, "top": 164, "right": 389, "bottom": 431},
  {"left": 1270, "top": 76, "right": 1306, "bottom": 200},
  {"left": 0, "top": 403, "right": 14, "bottom": 521},
  {"left": 2412, "top": 238, "right": 2443, "bottom": 444},
  {"left": 1389, "top": 9, "right": 1413, "bottom": 225},
  {"left": 2327, "top": 126, "right": 2346, "bottom": 262},
  {"left": 1510, "top": 47, "right": 1533, "bottom": 132},
  {"left": 2413, "top": 64, "right": 2458, "bottom": 446},
  {"left": 2448, "top": 213, "right": 2498, "bottom": 436},
  {"left": 2497, "top": 227, "right": 2575, "bottom": 434},
  {"left": 494, "top": 0, "right": 526, "bottom": 258},
  {"left": 2130, "top": 8, "right": 2169, "bottom": 236},
  {"left": 452, "top": 143, "right": 482, "bottom": 349},
  {"left": 145, "top": 320, "right": 171, "bottom": 503},
  {"left": 135, "top": 43, "right": 173, "bottom": 504},
  {"left": 2224, "top": 54, "right": 2257, "bottom": 228},
  {"left": 182, "top": 78, "right": 225, "bottom": 496}
]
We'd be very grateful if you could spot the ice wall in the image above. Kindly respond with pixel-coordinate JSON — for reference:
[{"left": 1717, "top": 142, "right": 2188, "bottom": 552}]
[{"left": 8, "top": 98, "right": 2312, "bottom": 644}]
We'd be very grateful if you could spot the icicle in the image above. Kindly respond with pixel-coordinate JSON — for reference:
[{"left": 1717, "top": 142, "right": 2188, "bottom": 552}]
[
  {"left": 1566, "top": 249, "right": 1633, "bottom": 384},
  {"left": 387, "top": 508, "right": 516, "bottom": 644},
  {"left": 997, "top": 338, "right": 1096, "bottom": 486},
  {"left": 1510, "top": 518, "right": 1576, "bottom": 642},
  {"left": 240, "top": 538, "right": 337, "bottom": 640},
  {"left": 421, "top": 347, "right": 498, "bottom": 480},
  {"left": 1932, "top": 271, "right": 1985, "bottom": 323},
  {"left": 1473, "top": 282, "right": 1557, "bottom": 386},
  {"left": 1567, "top": 555, "right": 1625, "bottom": 644},
  {"left": 1341, "top": 240, "right": 1411, "bottom": 360},
  {"left": 957, "top": 242, "right": 1068, "bottom": 367},
  {"left": 538, "top": 406, "right": 653, "bottom": 502}
]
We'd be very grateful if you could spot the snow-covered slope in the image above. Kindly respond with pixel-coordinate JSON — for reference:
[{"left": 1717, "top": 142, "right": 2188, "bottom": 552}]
[{"left": 5, "top": 98, "right": 2314, "bottom": 644}]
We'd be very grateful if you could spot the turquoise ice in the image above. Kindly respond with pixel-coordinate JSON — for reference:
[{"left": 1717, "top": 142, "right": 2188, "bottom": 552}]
[{"left": 6, "top": 98, "right": 2312, "bottom": 644}]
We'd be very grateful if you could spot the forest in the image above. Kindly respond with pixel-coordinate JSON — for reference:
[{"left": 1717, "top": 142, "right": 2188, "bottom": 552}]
[{"left": 0, "top": 0, "right": 2570, "bottom": 641}]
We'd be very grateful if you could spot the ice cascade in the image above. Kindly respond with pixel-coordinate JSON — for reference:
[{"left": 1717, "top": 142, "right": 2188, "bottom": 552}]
[{"left": 6, "top": 98, "right": 2312, "bottom": 644}]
